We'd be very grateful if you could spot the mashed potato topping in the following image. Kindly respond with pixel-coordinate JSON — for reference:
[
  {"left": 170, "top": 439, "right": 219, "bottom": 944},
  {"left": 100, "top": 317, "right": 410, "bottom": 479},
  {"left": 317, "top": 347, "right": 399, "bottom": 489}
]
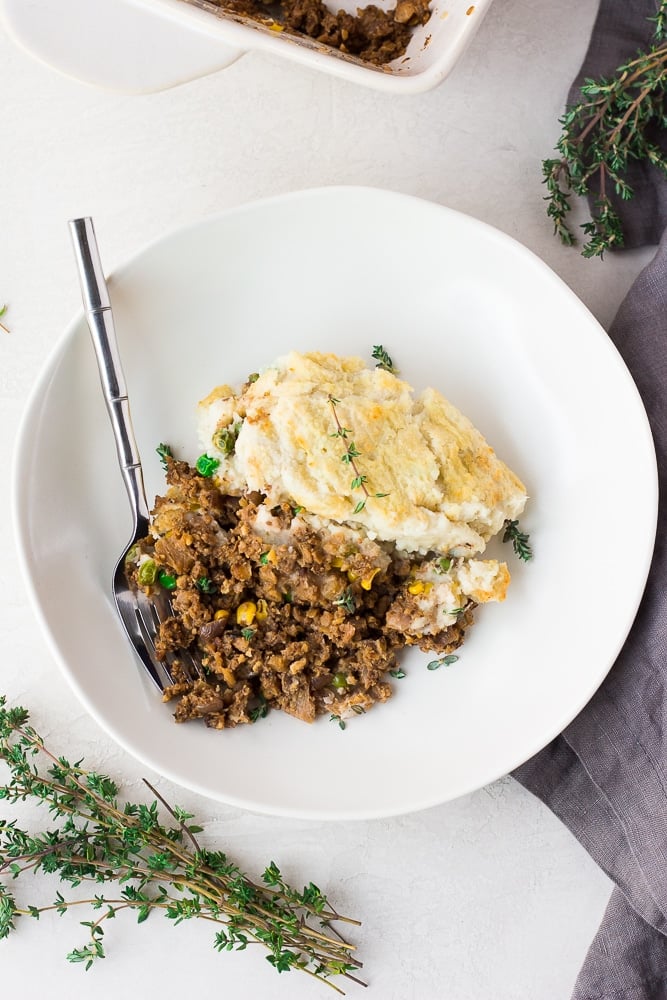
[{"left": 198, "top": 351, "right": 528, "bottom": 557}]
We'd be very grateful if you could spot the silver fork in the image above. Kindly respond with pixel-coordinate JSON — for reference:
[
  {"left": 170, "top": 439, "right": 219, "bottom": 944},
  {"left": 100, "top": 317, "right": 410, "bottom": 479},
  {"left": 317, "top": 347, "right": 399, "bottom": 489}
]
[{"left": 69, "top": 217, "right": 203, "bottom": 692}]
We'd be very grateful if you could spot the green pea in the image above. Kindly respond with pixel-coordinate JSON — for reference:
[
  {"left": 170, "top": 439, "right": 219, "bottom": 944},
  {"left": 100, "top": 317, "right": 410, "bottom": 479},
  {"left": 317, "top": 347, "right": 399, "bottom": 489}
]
[
  {"left": 196, "top": 453, "right": 220, "bottom": 477},
  {"left": 332, "top": 673, "right": 348, "bottom": 690}
]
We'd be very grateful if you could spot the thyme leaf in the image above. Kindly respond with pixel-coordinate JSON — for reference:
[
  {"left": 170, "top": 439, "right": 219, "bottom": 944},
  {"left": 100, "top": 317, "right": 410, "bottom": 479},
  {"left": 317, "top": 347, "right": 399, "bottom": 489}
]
[
  {"left": 333, "top": 588, "right": 356, "bottom": 614},
  {"left": 371, "top": 345, "right": 398, "bottom": 374},
  {"left": 0, "top": 304, "right": 8, "bottom": 334},
  {"left": 249, "top": 696, "right": 268, "bottom": 722},
  {"left": 502, "top": 519, "right": 533, "bottom": 562},
  {"left": 0, "top": 697, "right": 362, "bottom": 990},
  {"left": 156, "top": 443, "right": 173, "bottom": 471},
  {"left": 426, "top": 654, "right": 459, "bottom": 670}
]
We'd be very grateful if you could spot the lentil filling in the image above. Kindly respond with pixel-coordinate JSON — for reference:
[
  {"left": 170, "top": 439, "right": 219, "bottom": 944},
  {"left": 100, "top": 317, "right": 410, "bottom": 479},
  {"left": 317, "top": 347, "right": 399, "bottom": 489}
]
[
  {"left": 128, "top": 456, "right": 475, "bottom": 730},
  {"left": 198, "top": 0, "right": 431, "bottom": 66}
]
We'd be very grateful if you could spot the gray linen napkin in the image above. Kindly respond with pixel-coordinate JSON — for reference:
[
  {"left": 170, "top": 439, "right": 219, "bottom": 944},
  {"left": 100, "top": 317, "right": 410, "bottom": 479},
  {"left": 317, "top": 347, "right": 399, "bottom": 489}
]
[{"left": 512, "top": 3, "right": 667, "bottom": 996}]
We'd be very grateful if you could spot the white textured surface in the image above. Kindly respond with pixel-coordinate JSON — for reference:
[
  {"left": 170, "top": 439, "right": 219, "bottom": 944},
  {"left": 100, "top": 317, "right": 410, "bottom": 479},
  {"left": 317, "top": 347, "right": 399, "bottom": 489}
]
[{"left": 0, "top": 0, "right": 652, "bottom": 996}]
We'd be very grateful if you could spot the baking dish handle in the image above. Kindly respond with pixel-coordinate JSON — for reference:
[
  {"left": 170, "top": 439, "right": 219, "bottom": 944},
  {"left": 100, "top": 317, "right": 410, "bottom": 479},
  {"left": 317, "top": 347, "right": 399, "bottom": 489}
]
[{"left": 0, "top": 0, "right": 244, "bottom": 94}]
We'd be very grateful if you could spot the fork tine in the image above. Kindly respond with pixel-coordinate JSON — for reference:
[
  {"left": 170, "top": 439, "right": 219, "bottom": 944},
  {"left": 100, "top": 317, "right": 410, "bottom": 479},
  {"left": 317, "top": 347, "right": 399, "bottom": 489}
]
[
  {"left": 114, "top": 598, "right": 167, "bottom": 692},
  {"left": 113, "top": 561, "right": 168, "bottom": 692},
  {"left": 165, "top": 644, "right": 204, "bottom": 682},
  {"left": 178, "top": 647, "right": 205, "bottom": 681},
  {"left": 161, "top": 597, "right": 206, "bottom": 681},
  {"left": 113, "top": 551, "right": 205, "bottom": 690},
  {"left": 134, "top": 600, "right": 176, "bottom": 687},
  {"left": 140, "top": 591, "right": 205, "bottom": 685}
]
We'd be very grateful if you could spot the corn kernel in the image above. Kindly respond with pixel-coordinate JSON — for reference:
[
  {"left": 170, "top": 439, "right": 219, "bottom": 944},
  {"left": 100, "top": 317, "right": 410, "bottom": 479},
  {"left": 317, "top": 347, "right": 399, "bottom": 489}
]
[
  {"left": 256, "top": 599, "right": 269, "bottom": 622},
  {"left": 332, "top": 556, "right": 345, "bottom": 569},
  {"left": 214, "top": 609, "right": 229, "bottom": 621},
  {"left": 236, "top": 601, "right": 257, "bottom": 626},
  {"left": 347, "top": 570, "right": 359, "bottom": 583},
  {"left": 222, "top": 667, "right": 236, "bottom": 688},
  {"left": 360, "top": 568, "right": 381, "bottom": 591}
]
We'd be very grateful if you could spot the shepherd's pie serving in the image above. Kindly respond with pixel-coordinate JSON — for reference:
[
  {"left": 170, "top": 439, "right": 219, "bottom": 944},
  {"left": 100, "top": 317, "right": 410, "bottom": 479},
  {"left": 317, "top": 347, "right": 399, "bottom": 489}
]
[{"left": 128, "top": 351, "right": 529, "bottom": 730}]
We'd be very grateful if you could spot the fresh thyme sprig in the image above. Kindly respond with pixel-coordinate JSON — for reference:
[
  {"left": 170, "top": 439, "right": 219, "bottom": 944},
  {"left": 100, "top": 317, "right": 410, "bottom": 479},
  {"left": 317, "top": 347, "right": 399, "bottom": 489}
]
[
  {"left": 249, "top": 696, "right": 268, "bottom": 723},
  {"left": 0, "top": 698, "right": 363, "bottom": 992},
  {"left": 371, "top": 345, "right": 398, "bottom": 375},
  {"left": 502, "top": 519, "right": 533, "bottom": 562},
  {"left": 328, "top": 395, "right": 388, "bottom": 514},
  {"left": 543, "top": 2, "right": 667, "bottom": 257},
  {"left": 333, "top": 587, "right": 357, "bottom": 614},
  {"left": 156, "top": 442, "right": 173, "bottom": 471},
  {"left": 0, "top": 305, "right": 9, "bottom": 335}
]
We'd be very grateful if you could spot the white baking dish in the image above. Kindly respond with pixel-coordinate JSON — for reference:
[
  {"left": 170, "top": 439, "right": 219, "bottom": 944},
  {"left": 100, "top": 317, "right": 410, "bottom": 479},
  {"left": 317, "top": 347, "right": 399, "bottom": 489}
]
[{"left": 0, "top": 0, "right": 494, "bottom": 94}]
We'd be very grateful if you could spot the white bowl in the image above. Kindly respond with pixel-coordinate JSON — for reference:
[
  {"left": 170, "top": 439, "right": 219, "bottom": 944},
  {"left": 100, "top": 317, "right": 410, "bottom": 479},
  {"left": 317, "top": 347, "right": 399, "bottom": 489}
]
[
  {"left": 0, "top": 0, "right": 494, "bottom": 93},
  {"left": 12, "top": 188, "right": 658, "bottom": 819}
]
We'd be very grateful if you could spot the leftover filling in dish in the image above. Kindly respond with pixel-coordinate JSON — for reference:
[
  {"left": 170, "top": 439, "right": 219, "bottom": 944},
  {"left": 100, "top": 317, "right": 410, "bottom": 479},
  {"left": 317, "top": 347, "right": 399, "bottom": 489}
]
[
  {"left": 128, "top": 351, "right": 528, "bottom": 730},
  {"left": 190, "top": 0, "right": 431, "bottom": 66}
]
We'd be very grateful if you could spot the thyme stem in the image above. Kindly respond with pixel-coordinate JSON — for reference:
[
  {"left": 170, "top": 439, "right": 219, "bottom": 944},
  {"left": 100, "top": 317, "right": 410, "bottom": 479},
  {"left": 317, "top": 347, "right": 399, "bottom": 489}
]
[
  {"left": 0, "top": 697, "right": 363, "bottom": 990},
  {"left": 327, "top": 395, "right": 388, "bottom": 514},
  {"left": 328, "top": 395, "right": 371, "bottom": 503}
]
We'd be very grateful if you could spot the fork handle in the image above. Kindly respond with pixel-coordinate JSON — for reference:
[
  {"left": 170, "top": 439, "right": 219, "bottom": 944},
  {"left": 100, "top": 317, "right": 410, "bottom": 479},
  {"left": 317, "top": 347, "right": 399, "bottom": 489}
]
[{"left": 69, "top": 217, "right": 150, "bottom": 534}]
